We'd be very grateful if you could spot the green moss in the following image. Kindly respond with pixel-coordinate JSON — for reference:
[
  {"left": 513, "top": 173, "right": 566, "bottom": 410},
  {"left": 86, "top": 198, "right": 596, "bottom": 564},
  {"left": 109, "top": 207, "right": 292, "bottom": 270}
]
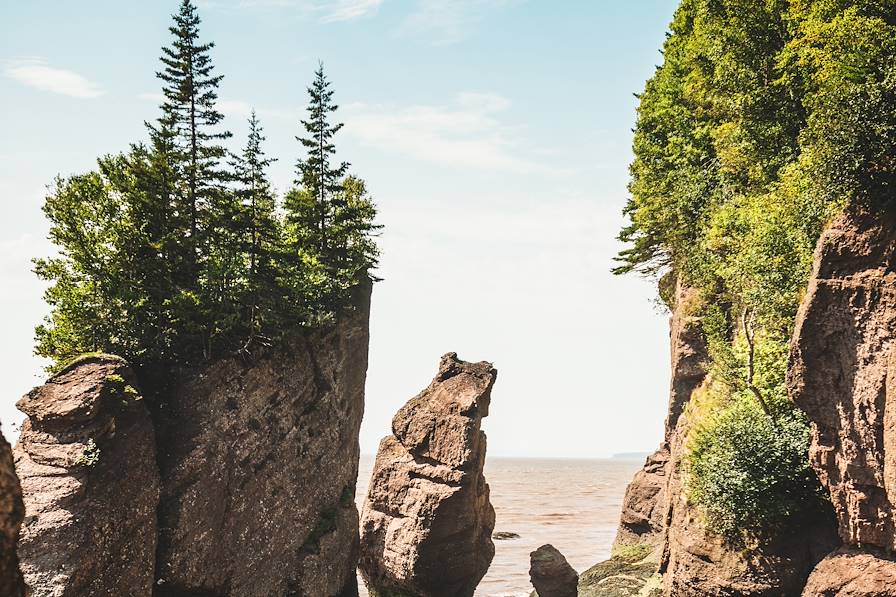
[
  {"left": 611, "top": 542, "right": 652, "bottom": 564},
  {"left": 53, "top": 352, "right": 127, "bottom": 375}
]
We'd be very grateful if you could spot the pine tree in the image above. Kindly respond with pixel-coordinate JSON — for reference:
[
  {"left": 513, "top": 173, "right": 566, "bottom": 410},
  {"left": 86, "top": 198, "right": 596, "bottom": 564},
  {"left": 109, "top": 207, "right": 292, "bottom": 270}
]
[
  {"left": 293, "top": 63, "right": 349, "bottom": 254},
  {"left": 232, "top": 111, "right": 279, "bottom": 348},
  {"left": 156, "top": 0, "right": 231, "bottom": 287}
]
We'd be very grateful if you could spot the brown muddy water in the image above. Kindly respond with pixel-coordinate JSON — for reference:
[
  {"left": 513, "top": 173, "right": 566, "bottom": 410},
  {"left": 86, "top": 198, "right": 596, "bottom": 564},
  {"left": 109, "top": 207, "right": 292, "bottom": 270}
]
[{"left": 356, "top": 456, "right": 643, "bottom": 597}]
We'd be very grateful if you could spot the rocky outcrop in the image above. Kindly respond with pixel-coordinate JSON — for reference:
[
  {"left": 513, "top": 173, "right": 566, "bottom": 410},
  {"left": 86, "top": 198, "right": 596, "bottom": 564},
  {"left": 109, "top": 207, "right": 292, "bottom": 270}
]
[
  {"left": 788, "top": 204, "right": 896, "bottom": 595},
  {"left": 153, "top": 282, "right": 371, "bottom": 597},
  {"left": 12, "top": 282, "right": 372, "bottom": 597},
  {"left": 789, "top": 204, "right": 896, "bottom": 550},
  {"left": 802, "top": 549, "right": 896, "bottom": 597},
  {"left": 614, "top": 280, "right": 706, "bottom": 556},
  {"left": 14, "top": 355, "right": 159, "bottom": 597},
  {"left": 359, "top": 353, "right": 496, "bottom": 597},
  {"left": 529, "top": 544, "right": 578, "bottom": 597},
  {"left": 0, "top": 422, "right": 24, "bottom": 597}
]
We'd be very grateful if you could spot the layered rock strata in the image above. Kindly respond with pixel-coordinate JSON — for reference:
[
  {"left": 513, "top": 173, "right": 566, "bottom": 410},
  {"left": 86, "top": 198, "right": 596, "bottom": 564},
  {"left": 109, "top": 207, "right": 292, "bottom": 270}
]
[
  {"left": 359, "top": 353, "right": 497, "bottom": 597},
  {"left": 0, "top": 422, "right": 24, "bottom": 597},
  {"left": 14, "top": 355, "right": 159, "bottom": 597},
  {"left": 788, "top": 204, "right": 896, "bottom": 595}
]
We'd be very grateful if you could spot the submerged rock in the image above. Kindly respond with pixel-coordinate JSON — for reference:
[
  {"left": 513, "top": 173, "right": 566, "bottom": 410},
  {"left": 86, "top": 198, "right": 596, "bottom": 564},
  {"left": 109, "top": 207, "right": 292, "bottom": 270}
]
[
  {"left": 359, "top": 352, "right": 497, "bottom": 597},
  {"left": 0, "top": 422, "right": 24, "bottom": 597},
  {"left": 529, "top": 544, "right": 578, "bottom": 597},
  {"left": 14, "top": 355, "right": 159, "bottom": 597},
  {"left": 493, "top": 531, "right": 521, "bottom": 541}
]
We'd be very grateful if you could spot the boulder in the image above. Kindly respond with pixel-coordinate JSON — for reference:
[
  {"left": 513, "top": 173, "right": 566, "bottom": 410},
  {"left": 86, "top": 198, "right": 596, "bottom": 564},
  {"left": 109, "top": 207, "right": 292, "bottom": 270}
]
[
  {"left": 359, "top": 353, "right": 497, "bottom": 597},
  {"left": 152, "top": 281, "right": 372, "bottom": 597},
  {"left": 0, "top": 422, "right": 24, "bottom": 597},
  {"left": 802, "top": 549, "right": 896, "bottom": 597},
  {"left": 14, "top": 355, "right": 159, "bottom": 597},
  {"left": 529, "top": 544, "right": 578, "bottom": 597},
  {"left": 788, "top": 203, "right": 896, "bottom": 550}
]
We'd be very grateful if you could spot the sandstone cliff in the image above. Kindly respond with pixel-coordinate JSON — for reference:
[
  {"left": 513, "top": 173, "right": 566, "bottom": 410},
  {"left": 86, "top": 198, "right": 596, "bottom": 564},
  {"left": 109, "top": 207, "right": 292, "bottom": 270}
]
[
  {"left": 607, "top": 276, "right": 837, "bottom": 596},
  {"left": 152, "top": 284, "right": 370, "bottom": 596},
  {"left": 359, "top": 353, "right": 496, "bottom": 597},
  {"left": 0, "top": 422, "right": 24, "bottom": 597},
  {"left": 788, "top": 203, "right": 896, "bottom": 595},
  {"left": 13, "top": 282, "right": 372, "bottom": 597},
  {"left": 14, "top": 355, "right": 160, "bottom": 597}
]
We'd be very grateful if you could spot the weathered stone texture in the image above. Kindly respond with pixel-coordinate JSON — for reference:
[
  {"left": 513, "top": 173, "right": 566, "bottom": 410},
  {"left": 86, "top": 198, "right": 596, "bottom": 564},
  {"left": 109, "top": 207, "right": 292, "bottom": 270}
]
[
  {"left": 0, "top": 422, "right": 24, "bottom": 597},
  {"left": 153, "top": 283, "right": 371, "bottom": 597},
  {"left": 15, "top": 355, "right": 159, "bottom": 597},
  {"left": 359, "top": 353, "right": 496, "bottom": 597}
]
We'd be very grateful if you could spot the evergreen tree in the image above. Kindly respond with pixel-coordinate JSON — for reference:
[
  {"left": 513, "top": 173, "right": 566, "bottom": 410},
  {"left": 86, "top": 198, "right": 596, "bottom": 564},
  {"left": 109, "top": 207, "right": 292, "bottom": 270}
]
[
  {"left": 232, "top": 111, "right": 279, "bottom": 348},
  {"left": 157, "top": 0, "right": 231, "bottom": 287},
  {"left": 285, "top": 64, "right": 379, "bottom": 320},
  {"left": 293, "top": 63, "right": 349, "bottom": 254}
]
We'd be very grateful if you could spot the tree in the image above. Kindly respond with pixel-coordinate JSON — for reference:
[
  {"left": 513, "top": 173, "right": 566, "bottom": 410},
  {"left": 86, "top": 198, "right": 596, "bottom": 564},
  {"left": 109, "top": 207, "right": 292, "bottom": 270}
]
[
  {"left": 156, "top": 0, "right": 231, "bottom": 287},
  {"left": 293, "top": 63, "right": 349, "bottom": 255},
  {"left": 232, "top": 111, "right": 279, "bottom": 348},
  {"left": 285, "top": 65, "right": 380, "bottom": 320}
]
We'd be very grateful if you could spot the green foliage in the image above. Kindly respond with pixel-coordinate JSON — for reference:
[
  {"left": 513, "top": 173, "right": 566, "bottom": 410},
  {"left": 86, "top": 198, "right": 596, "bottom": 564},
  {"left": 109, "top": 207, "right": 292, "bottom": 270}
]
[
  {"left": 684, "top": 381, "right": 821, "bottom": 540},
  {"left": 612, "top": 0, "right": 896, "bottom": 538},
  {"left": 76, "top": 439, "right": 101, "bottom": 468},
  {"left": 34, "top": 1, "right": 380, "bottom": 370}
]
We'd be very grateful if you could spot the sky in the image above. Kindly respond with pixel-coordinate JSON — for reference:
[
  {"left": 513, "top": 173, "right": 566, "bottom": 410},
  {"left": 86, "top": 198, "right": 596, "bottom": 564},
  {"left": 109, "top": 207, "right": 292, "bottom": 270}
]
[{"left": 1, "top": 0, "right": 678, "bottom": 458}]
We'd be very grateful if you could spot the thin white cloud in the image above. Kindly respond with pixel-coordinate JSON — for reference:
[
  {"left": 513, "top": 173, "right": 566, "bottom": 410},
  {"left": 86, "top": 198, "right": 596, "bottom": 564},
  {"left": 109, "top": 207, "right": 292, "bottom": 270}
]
[
  {"left": 321, "top": 0, "right": 383, "bottom": 22},
  {"left": 343, "top": 92, "right": 560, "bottom": 174},
  {"left": 401, "top": 0, "right": 512, "bottom": 45},
  {"left": 3, "top": 59, "right": 104, "bottom": 98},
  {"left": 237, "top": 0, "right": 381, "bottom": 21}
]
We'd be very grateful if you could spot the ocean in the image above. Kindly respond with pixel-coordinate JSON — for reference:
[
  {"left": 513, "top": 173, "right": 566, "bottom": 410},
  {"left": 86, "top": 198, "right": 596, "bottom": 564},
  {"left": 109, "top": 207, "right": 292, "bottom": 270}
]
[{"left": 355, "top": 456, "right": 643, "bottom": 597}]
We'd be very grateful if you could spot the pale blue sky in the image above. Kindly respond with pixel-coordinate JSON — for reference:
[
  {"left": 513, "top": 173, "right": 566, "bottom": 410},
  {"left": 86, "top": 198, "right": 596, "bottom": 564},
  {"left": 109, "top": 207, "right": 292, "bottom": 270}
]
[{"left": 1, "top": 0, "right": 678, "bottom": 457}]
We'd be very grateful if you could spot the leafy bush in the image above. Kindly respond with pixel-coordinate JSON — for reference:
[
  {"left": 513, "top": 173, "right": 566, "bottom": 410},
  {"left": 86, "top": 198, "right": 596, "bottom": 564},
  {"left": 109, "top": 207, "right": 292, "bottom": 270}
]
[{"left": 684, "top": 382, "right": 820, "bottom": 540}]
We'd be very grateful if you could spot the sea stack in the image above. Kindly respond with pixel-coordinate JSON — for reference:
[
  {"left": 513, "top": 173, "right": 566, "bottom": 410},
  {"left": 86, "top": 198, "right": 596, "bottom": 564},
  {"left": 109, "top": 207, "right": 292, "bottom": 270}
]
[
  {"left": 359, "top": 352, "right": 497, "bottom": 597},
  {"left": 530, "top": 544, "right": 578, "bottom": 597},
  {"left": 14, "top": 355, "right": 160, "bottom": 597}
]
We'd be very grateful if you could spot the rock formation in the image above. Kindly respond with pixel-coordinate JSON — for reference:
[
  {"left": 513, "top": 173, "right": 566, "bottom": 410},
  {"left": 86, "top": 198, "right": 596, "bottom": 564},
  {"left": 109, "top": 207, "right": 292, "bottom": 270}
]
[
  {"left": 606, "top": 274, "right": 838, "bottom": 596},
  {"left": 529, "top": 544, "right": 578, "bottom": 597},
  {"left": 0, "top": 422, "right": 24, "bottom": 597},
  {"left": 13, "top": 282, "right": 372, "bottom": 597},
  {"left": 789, "top": 203, "right": 896, "bottom": 594},
  {"left": 152, "top": 283, "right": 371, "bottom": 597},
  {"left": 613, "top": 279, "right": 706, "bottom": 555},
  {"left": 359, "top": 353, "right": 496, "bottom": 597},
  {"left": 14, "top": 355, "right": 160, "bottom": 597}
]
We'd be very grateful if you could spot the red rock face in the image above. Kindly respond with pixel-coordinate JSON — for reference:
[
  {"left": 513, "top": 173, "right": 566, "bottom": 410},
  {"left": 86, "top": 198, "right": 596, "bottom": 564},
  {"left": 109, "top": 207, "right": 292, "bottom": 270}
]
[
  {"left": 788, "top": 204, "right": 896, "bottom": 551},
  {"left": 153, "top": 283, "right": 372, "bottom": 597},
  {"left": 14, "top": 356, "right": 160, "bottom": 597},
  {"left": 614, "top": 279, "right": 706, "bottom": 556},
  {"left": 359, "top": 353, "right": 497, "bottom": 597},
  {"left": 802, "top": 549, "right": 896, "bottom": 597},
  {"left": 0, "top": 423, "right": 24, "bottom": 597}
]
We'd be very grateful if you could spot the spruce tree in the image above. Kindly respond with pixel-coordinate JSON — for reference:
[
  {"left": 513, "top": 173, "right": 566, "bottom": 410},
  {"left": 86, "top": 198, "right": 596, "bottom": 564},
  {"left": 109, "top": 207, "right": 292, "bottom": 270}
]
[
  {"left": 232, "top": 111, "right": 279, "bottom": 348},
  {"left": 156, "top": 0, "right": 230, "bottom": 287},
  {"left": 293, "top": 63, "right": 349, "bottom": 254}
]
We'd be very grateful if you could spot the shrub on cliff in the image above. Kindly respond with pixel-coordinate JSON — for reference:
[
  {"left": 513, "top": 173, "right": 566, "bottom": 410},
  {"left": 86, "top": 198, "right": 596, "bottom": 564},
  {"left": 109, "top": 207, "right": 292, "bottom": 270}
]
[
  {"left": 33, "top": 1, "right": 380, "bottom": 370},
  {"left": 684, "top": 382, "right": 820, "bottom": 539},
  {"left": 615, "top": 0, "right": 896, "bottom": 539}
]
